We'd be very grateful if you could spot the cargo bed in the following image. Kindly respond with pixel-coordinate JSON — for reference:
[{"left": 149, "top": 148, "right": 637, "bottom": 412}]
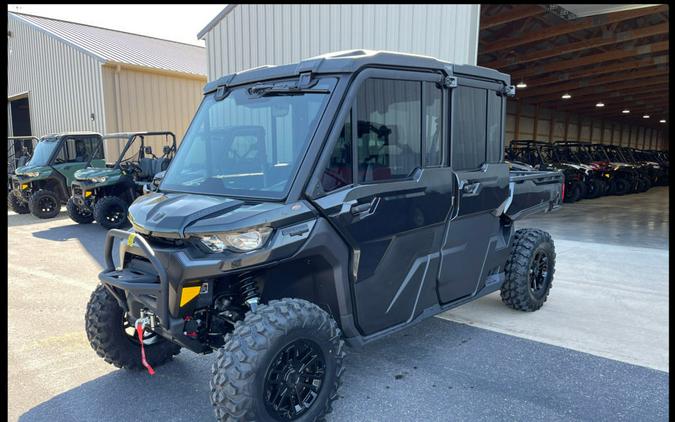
[{"left": 505, "top": 170, "right": 564, "bottom": 220}]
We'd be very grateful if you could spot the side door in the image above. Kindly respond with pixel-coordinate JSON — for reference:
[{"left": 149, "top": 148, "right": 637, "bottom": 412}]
[
  {"left": 436, "top": 78, "right": 511, "bottom": 304},
  {"left": 308, "top": 69, "right": 454, "bottom": 336}
]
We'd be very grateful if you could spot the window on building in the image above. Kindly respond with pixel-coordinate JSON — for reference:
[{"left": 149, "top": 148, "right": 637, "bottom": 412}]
[
  {"left": 321, "top": 112, "right": 353, "bottom": 192},
  {"left": 356, "top": 78, "right": 421, "bottom": 183},
  {"left": 452, "top": 86, "right": 487, "bottom": 170}
]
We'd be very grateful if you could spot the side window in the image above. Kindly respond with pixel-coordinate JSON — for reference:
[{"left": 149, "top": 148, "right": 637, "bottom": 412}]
[
  {"left": 321, "top": 112, "right": 353, "bottom": 192},
  {"left": 87, "top": 136, "right": 104, "bottom": 160},
  {"left": 452, "top": 86, "right": 487, "bottom": 170},
  {"left": 486, "top": 90, "right": 503, "bottom": 163},
  {"left": 423, "top": 82, "right": 443, "bottom": 166},
  {"left": 356, "top": 78, "right": 421, "bottom": 182}
]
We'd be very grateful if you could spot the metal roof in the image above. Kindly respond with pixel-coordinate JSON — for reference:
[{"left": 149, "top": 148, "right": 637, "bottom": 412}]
[
  {"left": 9, "top": 12, "right": 206, "bottom": 77},
  {"left": 197, "top": 5, "right": 236, "bottom": 39},
  {"left": 204, "top": 49, "right": 511, "bottom": 93}
]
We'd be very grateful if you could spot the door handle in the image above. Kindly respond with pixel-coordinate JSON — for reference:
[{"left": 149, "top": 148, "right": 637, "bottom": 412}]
[
  {"left": 462, "top": 182, "right": 480, "bottom": 194},
  {"left": 350, "top": 198, "right": 378, "bottom": 216},
  {"left": 350, "top": 202, "right": 372, "bottom": 215}
]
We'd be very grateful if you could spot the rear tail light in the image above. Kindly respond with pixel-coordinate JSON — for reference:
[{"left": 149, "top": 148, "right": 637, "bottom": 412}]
[{"left": 561, "top": 181, "right": 565, "bottom": 202}]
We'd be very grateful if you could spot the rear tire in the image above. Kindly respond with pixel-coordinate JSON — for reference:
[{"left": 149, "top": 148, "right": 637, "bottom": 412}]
[
  {"left": 583, "top": 179, "right": 604, "bottom": 199},
  {"left": 611, "top": 178, "right": 630, "bottom": 196},
  {"left": 94, "top": 196, "right": 129, "bottom": 229},
  {"left": 564, "top": 182, "right": 582, "bottom": 203},
  {"left": 66, "top": 197, "right": 94, "bottom": 224},
  {"left": 210, "top": 298, "right": 345, "bottom": 422},
  {"left": 501, "top": 229, "right": 555, "bottom": 312},
  {"left": 8, "top": 191, "right": 30, "bottom": 214},
  {"left": 85, "top": 284, "right": 181, "bottom": 370},
  {"left": 28, "top": 189, "right": 61, "bottom": 219}
]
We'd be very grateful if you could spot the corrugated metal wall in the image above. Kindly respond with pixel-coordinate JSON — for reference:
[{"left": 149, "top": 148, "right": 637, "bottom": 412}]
[
  {"left": 7, "top": 106, "right": 12, "bottom": 136},
  {"left": 202, "top": 4, "right": 480, "bottom": 80},
  {"left": 505, "top": 102, "right": 666, "bottom": 150},
  {"left": 101, "top": 65, "right": 206, "bottom": 158},
  {"left": 7, "top": 15, "right": 106, "bottom": 136}
]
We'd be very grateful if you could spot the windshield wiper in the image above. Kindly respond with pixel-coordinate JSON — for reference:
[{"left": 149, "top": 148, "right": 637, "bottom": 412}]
[{"left": 250, "top": 86, "right": 329, "bottom": 97}]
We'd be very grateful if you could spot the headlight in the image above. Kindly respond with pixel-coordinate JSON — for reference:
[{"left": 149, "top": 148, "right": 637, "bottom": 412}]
[
  {"left": 197, "top": 227, "right": 273, "bottom": 253},
  {"left": 90, "top": 176, "right": 107, "bottom": 183},
  {"left": 21, "top": 171, "right": 39, "bottom": 177}
]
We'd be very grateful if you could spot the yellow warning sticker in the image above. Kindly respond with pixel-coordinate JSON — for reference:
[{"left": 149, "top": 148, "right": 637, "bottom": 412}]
[
  {"left": 127, "top": 233, "right": 136, "bottom": 246},
  {"left": 180, "top": 286, "right": 201, "bottom": 307}
]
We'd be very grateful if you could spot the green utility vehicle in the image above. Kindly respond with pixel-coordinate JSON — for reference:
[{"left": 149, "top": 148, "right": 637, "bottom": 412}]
[
  {"left": 68, "top": 131, "right": 176, "bottom": 229},
  {"left": 7, "top": 136, "right": 38, "bottom": 194},
  {"left": 9, "top": 132, "right": 104, "bottom": 218}
]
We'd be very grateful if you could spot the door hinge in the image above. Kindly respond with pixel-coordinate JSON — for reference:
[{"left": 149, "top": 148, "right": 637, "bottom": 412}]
[
  {"left": 503, "top": 85, "right": 516, "bottom": 97},
  {"left": 443, "top": 76, "right": 458, "bottom": 89}
]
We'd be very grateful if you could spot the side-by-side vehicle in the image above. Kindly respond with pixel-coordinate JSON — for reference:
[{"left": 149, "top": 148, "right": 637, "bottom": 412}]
[{"left": 84, "top": 50, "right": 563, "bottom": 421}]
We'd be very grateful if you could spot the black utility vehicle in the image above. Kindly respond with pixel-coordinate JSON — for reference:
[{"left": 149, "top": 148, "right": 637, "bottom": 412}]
[
  {"left": 589, "top": 144, "right": 640, "bottom": 195},
  {"left": 85, "top": 51, "right": 563, "bottom": 421},
  {"left": 7, "top": 136, "right": 38, "bottom": 193},
  {"left": 68, "top": 131, "right": 176, "bottom": 229},
  {"left": 618, "top": 146, "right": 654, "bottom": 192},
  {"left": 506, "top": 140, "right": 585, "bottom": 202},
  {"left": 551, "top": 141, "right": 609, "bottom": 199},
  {"left": 9, "top": 132, "right": 105, "bottom": 218}
]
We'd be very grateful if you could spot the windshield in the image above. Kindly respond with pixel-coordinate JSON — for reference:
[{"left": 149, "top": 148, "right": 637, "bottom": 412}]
[
  {"left": 571, "top": 145, "right": 593, "bottom": 163},
  {"left": 605, "top": 147, "right": 625, "bottom": 162},
  {"left": 161, "top": 77, "right": 335, "bottom": 199},
  {"left": 26, "top": 137, "right": 59, "bottom": 167}
]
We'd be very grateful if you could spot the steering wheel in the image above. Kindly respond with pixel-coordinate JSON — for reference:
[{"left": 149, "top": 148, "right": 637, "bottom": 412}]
[{"left": 121, "top": 161, "right": 142, "bottom": 174}]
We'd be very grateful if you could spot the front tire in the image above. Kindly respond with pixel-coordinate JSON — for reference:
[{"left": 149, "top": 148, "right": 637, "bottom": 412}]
[
  {"left": 66, "top": 197, "right": 94, "bottom": 224},
  {"left": 583, "top": 179, "right": 604, "bottom": 199},
  {"left": 501, "top": 229, "right": 556, "bottom": 312},
  {"left": 94, "top": 196, "right": 129, "bottom": 229},
  {"left": 611, "top": 178, "right": 630, "bottom": 196},
  {"left": 28, "top": 189, "right": 61, "bottom": 219},
  {"left": 85, "top": 284, "right": 181, "bottom": 370},
  {"left": 564, "top": 182, "right": 582, "bottom": 203},
  {"left": 210, "top": 298, "right": 345, "bottom": 422},
  {"left": 8, "top": 191, "right": 30, "bottom": 214}
]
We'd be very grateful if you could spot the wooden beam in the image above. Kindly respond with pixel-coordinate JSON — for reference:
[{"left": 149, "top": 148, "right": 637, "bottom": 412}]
[
  {"left": 517, "top": 67, "right": 669, "bottom": 99},
  {"left": 524, "top": 76, "right": 669, "bottom": 104},
  {"left": 480, "top": 5, "right": 544, "bottom": 30},
  {"left": 553, "top": 92, "right": 670, "bottom": 112},
  {"left": 523, "top": 55, "right": 668, "bottom": 88},
  {"left": 480, "top": 5, "right": 668, "bottom": 54},
  {"left": 512, "top": 41, "right": 669, "bottom": 79},
  {"left": 484, "top": 22, "right": 669, "bottom": 68},
  {"left": 535, "top": 83, "right": 668, "bottom": 108}
]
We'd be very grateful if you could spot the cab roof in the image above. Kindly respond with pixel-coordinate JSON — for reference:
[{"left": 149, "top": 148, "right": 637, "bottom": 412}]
[
  {"left": 42, "top": 131, "right": 102, "bottom": 139},
  {"left": 204, "top": 49, "right": 511, "bottom": 94}
]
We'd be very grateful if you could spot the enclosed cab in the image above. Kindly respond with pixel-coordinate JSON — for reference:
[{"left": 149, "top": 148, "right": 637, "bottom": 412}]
[
  {"left": 84, "top": 50, "right": 562, "bottom": 422},
  {"left": 9, "top": 132, "right": 105, "bottom": 218}
]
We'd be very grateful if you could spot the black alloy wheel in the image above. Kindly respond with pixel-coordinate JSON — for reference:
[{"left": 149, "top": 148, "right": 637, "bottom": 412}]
[
  {"left": 528, "top": 250, "right": 550, "bottom": 298},
  {"left": 264, "top": 339, "right": 327, "bottom": 420}
]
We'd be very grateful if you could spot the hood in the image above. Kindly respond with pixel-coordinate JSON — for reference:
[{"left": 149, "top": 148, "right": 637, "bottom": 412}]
[
  {"left": 15, "top": 164, "right": 51, "bottom": 176},
  {"left": 129, "top": 192, "right": 316, "bottom": 239},
  {"left": 75, "top": 167, "right": 120, "bottom": 180}
]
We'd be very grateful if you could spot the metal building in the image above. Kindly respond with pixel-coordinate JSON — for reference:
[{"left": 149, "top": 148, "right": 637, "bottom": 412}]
[
  {"left": 7, "top": 12, "right": 208, "bottom": 157},
  {"left": 197, "top": 4, "right": 481, "bottom": 81}
]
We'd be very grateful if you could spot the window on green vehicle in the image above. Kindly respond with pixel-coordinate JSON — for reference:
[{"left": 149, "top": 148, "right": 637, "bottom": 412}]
[
  {"left": 423, "top": 82, "right": 443, "bottom": 166},
  {"left": 356, "top": 78, "right": 421, "bottom": 183},
  {"left": 321, "top": 111, "right": 353, "bottom": 192},
  {"left": 59, "top": 137, "right": 103, "bottom": 163}
]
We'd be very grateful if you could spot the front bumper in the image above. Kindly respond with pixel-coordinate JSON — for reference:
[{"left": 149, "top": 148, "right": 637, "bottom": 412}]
[{"left": 98, "top": 223, "right": 315, "bottom": 352}]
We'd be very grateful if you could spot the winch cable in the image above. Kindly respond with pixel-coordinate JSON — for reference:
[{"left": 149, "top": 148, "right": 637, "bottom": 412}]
[{"left": 135, "top": 322, "right": 156, "bottom": 375}]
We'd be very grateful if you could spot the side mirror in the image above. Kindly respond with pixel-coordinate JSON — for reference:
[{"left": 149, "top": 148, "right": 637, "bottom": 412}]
[
  {"left": 143, "top": 170, "right": 165, "bottom": 195},
  {"left": 162, "top": 145, "right": 171, "bottom": 155},
  {"left": 144, "top": 146, "right": 153, "bottom": 155}
]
